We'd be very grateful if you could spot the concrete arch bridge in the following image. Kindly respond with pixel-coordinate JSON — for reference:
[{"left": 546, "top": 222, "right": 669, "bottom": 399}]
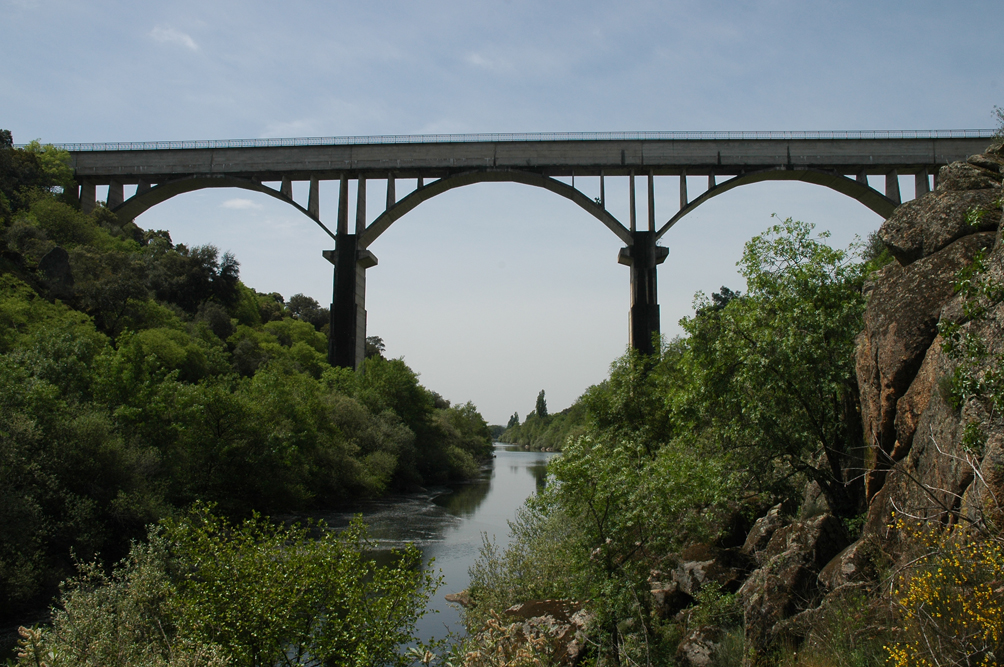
[{"left": 61, "top": 130, "right": 994, "bottom": 367}]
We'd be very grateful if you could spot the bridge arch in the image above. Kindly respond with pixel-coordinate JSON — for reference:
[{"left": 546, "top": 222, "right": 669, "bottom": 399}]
[
  {"left": 360, "top": 169, "right": 631, "bottom": 248},
  {"left": 100, "top": 163, "right": 908, "bottom": 370},
  {"left": 111, "top": 175, "right": 337, "bottom": 240},
  {"left": 656, "top": 168, "right": 899, "bottom": 239}
]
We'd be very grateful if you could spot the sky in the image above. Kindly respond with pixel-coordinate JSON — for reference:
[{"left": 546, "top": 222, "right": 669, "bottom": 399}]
[{"left": 3, "top": 0, "right": 1002, "bottom": 424}]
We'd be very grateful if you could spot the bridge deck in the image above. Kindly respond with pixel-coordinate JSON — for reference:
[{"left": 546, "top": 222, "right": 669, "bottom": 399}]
[{"left": 65, "top": 131, "right": 996, "bottom": 184}]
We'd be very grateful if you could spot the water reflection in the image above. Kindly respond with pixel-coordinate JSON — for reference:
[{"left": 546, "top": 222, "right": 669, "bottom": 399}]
[
  {"left": 528, "top": 459, "right": 549, "bottom": 492},
  {"left": 433, "top": 477, "right": 492, "bottom": 518},
  {"left": 310, "top": 444, "right": 559, "bottom": 643}
]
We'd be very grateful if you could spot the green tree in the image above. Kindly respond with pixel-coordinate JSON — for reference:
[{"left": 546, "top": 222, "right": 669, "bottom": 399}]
[
  {"left": 365, "top": 335, "right": 386, "bottom": 359},
  {"left": 535, "top": 390, "right": 547, "bottom": 419},
  {"left": 682, "top": 217, "right": 867, "bottom": 517},
  {"left": 166, "top": 505, "right": 438, "bottom": 667},
  {"left": 18, "top": 506, "right": 439, "bottom": 667}
]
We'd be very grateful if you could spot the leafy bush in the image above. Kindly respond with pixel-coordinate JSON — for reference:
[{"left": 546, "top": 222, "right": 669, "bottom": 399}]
[
  {"left": 887, "top": 520, "right": 1004, "bottom": 667},
  {"left": 17, "top": 505, "right": 439, "bottom": 667}
]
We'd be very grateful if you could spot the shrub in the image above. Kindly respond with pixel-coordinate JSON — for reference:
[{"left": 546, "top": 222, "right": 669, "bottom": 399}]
[{"left": 886, "top": 520, "right": 1004, "bottom": 667}]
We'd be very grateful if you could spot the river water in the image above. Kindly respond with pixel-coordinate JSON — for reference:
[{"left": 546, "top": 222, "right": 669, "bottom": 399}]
[{"left": 313, "top": 444, "right": 558, "bottom": 643}]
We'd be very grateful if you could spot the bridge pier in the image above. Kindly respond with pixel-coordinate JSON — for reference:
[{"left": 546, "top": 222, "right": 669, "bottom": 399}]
[
  {"left": 619, "top": 231, "right": 668, "bottom": 355},
  {"left": 325, "top": 234, "right": 378, "bottom": 369},
  {"left": 326, "top": 176, "right": 378, "bottom": 370}
]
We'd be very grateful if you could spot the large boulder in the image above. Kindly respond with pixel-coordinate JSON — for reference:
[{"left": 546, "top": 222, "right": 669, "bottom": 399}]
[
  {"left": 672, "top": 544, "right": 753, "bottom": 596},
  {"left": 854, "top": 150, "right": 1004, "bottom": 554},
  {"left": 936, "top": 160, "right": 1003, "bottom": 191},
  {"left": 864, "top": 317, "right": 990, "bottom": 537},
  {"left": 737, "top": 514, "right": 849, "bottom": 658},
  {"left": 856, "top": 232, "right": 995, "bottom": 498},
  {"left": 741, "top": 504, "right": 789, "bottom": 561},
  {"left": 675, "top": 625, "right": 724, "bottom": 667},
  {"left": 502, "top": 599, "right": 591, "bottom": 666},
  {"left": 817, "top": 533, "right": 884, "bottom": 593},
  {"left": 879, "top": 189, "right": 1001, "bottom": 265}
]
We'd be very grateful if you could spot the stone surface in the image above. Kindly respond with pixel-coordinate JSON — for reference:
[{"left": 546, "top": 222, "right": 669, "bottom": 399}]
[
  {"left": 737, "top": 514, "right": 849, "bottom": 655},
  {"left": 857, "top": 233, "right": 995, "bottom": 498},
  {"left": 503, "top": 599, "right": 591, "bottom": 666},
  {"left": 675, "top": 626, "right": 723, "bottom": 667},
  {"left": 650, "top": 579, "right": 693, "bottom": 618},
  {"left": 968, "top": 153, "right": 1004, "bottom": 173},
  {"left": 444, "top": 589, "right": 472, "bottom": 607},
  {"left": 817, "top": 534, "right": 883, "bottom": 593},
  {"left": 937, "top": 160, "right": 1003, "bottom": 191},
  {"left": 673, "top": 544, "right": 754, "bottom": 595},
  {"left": 961, "top": 430, "right": 1004, "bottom": 529},
  {"left": 742, "top": 504, "right": 789, "bottom": 559},
  {"left": 879, "top": 189, "right": 1001, "bottom": 265},
  {"left": 864, "top": 352, "right": 976, "bottom": 534},
  {"left": 891, "top": 337, "right": 943, "bottom": 460}
]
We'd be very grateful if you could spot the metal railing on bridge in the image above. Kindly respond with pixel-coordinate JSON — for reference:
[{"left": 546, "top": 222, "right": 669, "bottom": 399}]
[{"left": 30, "top": 129, "right": 999, "bottom": 152}]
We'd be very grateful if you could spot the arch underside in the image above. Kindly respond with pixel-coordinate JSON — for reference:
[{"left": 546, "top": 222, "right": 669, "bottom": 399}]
[
  {"left": 109, "top": 168, "right": 899, "bottom": 248},
  {"left": 359, "top": 169, "right": 631, "bottom": 247},
  {"left": 656, "top": 168, "right": 898, "bottom": 240},
  {"left": 111, "top": 175, "right": 337, "bottom": 240}
]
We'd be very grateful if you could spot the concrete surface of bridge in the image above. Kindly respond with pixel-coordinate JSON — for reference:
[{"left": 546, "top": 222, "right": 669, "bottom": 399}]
[{"left": 56, "top": 130, "right": 995, "bottom": 367}]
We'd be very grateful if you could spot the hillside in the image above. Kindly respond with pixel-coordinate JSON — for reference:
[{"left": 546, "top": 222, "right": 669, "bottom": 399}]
[{"left": 0, "top": 132, "right": 493, "bottom": 633}]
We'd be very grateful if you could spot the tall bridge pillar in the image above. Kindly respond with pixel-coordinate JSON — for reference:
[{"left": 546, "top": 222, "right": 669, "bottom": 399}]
[
  {"left": 619, "top": 231, "right": 668, "bottom": 355},
  {"left": 326, "top": 176, "right": 378, "bottom": 370},
  {"left": 325, "top": 235, "right": 377, "bottom": 369}
]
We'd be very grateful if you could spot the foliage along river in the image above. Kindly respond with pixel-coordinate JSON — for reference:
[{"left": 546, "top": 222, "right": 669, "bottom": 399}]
[{"left": 313, "top": 443, "right": 557, "bottom": 644}]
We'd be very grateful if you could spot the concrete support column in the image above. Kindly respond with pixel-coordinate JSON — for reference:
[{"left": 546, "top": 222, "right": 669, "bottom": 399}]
[
  {"left": 915, "top": 169, "right": 930, "bottom": 196},
  {"left": 647, "top": 171, "right": 655, "bottom": 232},
  {"left": 136, "top": 180, "right": 152, "bottom": 196},
  {"left": 629, "top": 171, "right": 636, "bottom": 231},
  {"left": 326, "top": 174, "right": 380, "bottom": 370},
  {"left": 329, "top": 175, "right": 351, "bottom": 367},
  {"left": 107, "top": 181, "right": 124, "bottom": 208},
  {"left": 885, "top": 170, "right": 901, "bottom": 205},
  {"left": 599, "top": 171, "right": 605, "bottom": 209},
  {"left": 679, "top": 170, "right": 688, "bottom": 209},
  {"left": 308, "top": 176, "right": 320, "bottom": 218},
  {"left": 329, "top": 232, "right": 359, "bottom": 369},
  {"left": 618, "top": 231, "right": 669, "bottom": 355},
  {"left": 81, "top": 182, "right": 96, "bottom": 214},
  {"left": 708, "top": 172, "right": 716, "bottom": 189},
  {"left": 356, "top": 175, "right": 366, "bottom": 232},
  {"left": 280, "top": 176, "right": 293, "bottom": 199},
  {"left": 386, "top": 173, "right": 396, "bottom": 208}
]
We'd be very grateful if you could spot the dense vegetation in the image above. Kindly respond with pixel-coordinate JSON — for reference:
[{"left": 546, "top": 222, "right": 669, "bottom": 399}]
[
  {"left": 498, "top": 390, "right": 588, "bottom": 451},
  {"left": 0, "top": 133, "right": 492, "bottom": 639},
  {"left": 465, "top": 217, "right": 891, "bottom": 664}
]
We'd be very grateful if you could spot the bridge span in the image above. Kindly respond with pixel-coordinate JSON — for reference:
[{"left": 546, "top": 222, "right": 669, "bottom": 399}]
[{"left": 59, "top": 130, "right": 995, "bottom": 367}]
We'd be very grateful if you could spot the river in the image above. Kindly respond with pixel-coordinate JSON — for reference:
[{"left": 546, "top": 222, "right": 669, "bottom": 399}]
[{"left": 313, "top": 443, "right": 558, "bottom": 643}]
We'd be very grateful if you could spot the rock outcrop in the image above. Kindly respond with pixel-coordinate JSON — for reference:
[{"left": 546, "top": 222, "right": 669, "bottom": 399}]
[
  {"left": 734, "top": 143, "right": 1003, "bottom": 662},
  {"left": 502, "top": 599, "right": 591, "bottom": 666},
  {"left": 737, "top": 513, "right": 849, "bottom": 653},
  {"left": 857, "top": 145, "right": 1003, "bottom": 533}
]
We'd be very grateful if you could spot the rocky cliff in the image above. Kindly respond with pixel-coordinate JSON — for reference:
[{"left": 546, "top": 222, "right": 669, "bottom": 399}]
[
  {"left": 858, "top": 145, "right": 1003, "bottom": 535},
  {"left": 664, "top": 143, "right": 1004, "bottom": 665}
]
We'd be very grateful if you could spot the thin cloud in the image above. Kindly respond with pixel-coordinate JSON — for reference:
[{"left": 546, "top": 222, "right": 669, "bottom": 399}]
[
  {"left": 222, "top": 198, "right": 262, "bottom": 210},
  {"left": 150, "top": 26, "right": 198, "bottom": 52}
]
